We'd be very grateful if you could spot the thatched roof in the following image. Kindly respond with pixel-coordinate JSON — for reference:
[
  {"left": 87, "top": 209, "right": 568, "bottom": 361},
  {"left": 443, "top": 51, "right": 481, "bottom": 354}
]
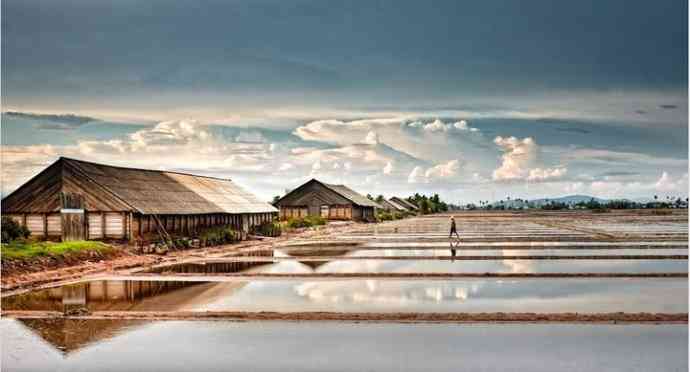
[
  {"left": 390, "top": 196, "right": 419, "bottom": 211},
  {"left": 274, "top": 179, "right": 382, "bottom": 209},
  {"left": 379, "top": 198, "right": 407, "bottom": 211},
  {"left": 2, "top": 157, "right": 277, "bottom": 215},
  {"left": 321, "top": 183, "right": 382, "bottom": 208}
]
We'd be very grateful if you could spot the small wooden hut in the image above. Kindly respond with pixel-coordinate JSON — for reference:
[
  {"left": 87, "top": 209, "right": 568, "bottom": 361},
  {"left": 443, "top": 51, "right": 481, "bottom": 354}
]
[
  {"left": 274, "top": 179, "right": 381, "bottom": 222},
  {"left": 1, "top": 157, "right": 278, "bottom": 241}
]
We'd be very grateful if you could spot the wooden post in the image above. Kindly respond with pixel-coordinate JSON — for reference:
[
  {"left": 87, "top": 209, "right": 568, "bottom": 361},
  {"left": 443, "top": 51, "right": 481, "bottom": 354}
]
[
  {"left": 43, "top": 214, "right": 48, "bottom": 237},
  {"left": 101, "top": 213, "right": 106, "bottom": 238},
  {"left": 128, "top": 212, "right": 133, "bottom": 240},
  {"left": 85, "top": 212, "right": 90, "bottom": 239}
]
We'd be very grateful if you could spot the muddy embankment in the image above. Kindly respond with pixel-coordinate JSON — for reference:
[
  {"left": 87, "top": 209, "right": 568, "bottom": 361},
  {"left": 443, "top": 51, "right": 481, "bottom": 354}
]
[
  {"left": 1, "top": 222, "right": 362, "bottom": 292},
  {"left": 127, "top": 272, "right": 688, "bottom": 279},
  {"left": 3, "top": 310, "right": 687, "bottom": 324},
  {"left": 2, "top": 249, "right": 129, "bottom": 276}
]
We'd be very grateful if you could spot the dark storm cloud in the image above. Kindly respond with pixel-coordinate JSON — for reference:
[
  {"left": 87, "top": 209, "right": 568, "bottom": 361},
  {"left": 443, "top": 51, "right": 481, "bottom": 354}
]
[
  {"left": 597, "top": 171, "right": 641, "bottom": 177},
  {"left": 1, "top": 0, "right": 687, "bottom": 107},
  {"left": 555, "top": 127, "right": 591, "bottom": 134},
  {"left": 3, "top": 111, "right": 98, "bottom": 130}
]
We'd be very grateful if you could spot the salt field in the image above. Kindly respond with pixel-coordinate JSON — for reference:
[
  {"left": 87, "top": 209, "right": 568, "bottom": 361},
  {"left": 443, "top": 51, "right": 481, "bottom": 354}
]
[{"left": 2, "top": 211, "right": 688, "bottom": 371}]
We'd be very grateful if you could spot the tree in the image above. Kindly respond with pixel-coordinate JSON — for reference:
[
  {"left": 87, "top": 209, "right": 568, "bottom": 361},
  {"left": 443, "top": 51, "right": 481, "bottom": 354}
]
[
  {"left": 375, "top": 195, "right": 385, "bottom": 203},
  {"left": 1, "top": 217, "right": 30, "bottom": 243},
  {"left": 271, "top": 195, "right": 281, "bottom": 205},
  {"left": 419, "top": 199, "right": 431, "bottom": 214},
  {"left": 674, "top": 198, "right": 683, "bottom": 208}
]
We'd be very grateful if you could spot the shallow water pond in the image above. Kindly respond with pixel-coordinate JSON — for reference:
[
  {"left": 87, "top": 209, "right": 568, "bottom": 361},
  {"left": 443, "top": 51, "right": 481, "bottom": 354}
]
[
  {"left": 143, "top": 257, "right": 688, "bottom": 275},
  {"left": 4, "top": 277, "right": 687, "bottom": 314},
  {"left": 2, "top": 319, "right": 687, "bottom": 372}
]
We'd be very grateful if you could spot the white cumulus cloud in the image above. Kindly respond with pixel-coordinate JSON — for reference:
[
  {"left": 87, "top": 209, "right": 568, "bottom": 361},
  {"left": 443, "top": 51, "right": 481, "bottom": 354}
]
[
  {"left": 408, "top": 166, "right": 425, "bottom": 183},
  {"left": 383, "top": 161, "right": 394, "bottom": 175},
  {"left": 655, "top": 171, "right": 689, "bottom": 192},
  {"left": 527, "top": 167, "right": 567, "bottom": 181},
  {"left": 423, "top": 119, "right": 449, "bottom": 132},
  {"left": 407, "top": 160, "right": 461, "bottom": 183},
  {"left": 363, "top": 131, "right": 380, "bottom": 145},
  {"left": 492, "top": 136, "right": 566, "bottom": 182}
]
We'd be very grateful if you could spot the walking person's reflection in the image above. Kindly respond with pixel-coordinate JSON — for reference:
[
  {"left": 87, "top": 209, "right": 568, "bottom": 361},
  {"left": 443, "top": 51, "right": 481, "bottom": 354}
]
[{"left": 449, "top": 240, "right": 460, "bottom": 260}]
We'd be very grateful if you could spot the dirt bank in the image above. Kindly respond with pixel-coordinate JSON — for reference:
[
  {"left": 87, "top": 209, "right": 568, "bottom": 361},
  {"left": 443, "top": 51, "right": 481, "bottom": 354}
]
[
  {"left": 3, "top": 310, "right": 686, "bottom": 324},
  {"left": 127, "top": 272, "right": 688, "bottom": 279},
  {"left": 1, "top": 221, "right": 360, "bottom": 292}
]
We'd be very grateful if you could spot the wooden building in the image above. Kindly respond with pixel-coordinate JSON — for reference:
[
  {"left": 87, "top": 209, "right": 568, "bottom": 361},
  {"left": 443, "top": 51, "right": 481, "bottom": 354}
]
[
  {"left": 379, "top": 198, "right": 408, "bottom": 212},
  {"left": 275, "top": 179, "right": 381, "bottom": 222},
  {"left": 1, "top": 157, "right": 278, "bottom": 241},
  {"left": 390, "top": 196, "right": 419, "bottom": 212}
]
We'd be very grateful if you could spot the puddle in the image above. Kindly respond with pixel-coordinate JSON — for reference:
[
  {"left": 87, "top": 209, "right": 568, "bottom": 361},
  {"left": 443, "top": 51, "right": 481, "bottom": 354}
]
[
  {"left": 2, "top": 319, "right": 687, "bottom": 371},
  {"left": 3, "top": 278, "right": 687, "bottom": 314}
]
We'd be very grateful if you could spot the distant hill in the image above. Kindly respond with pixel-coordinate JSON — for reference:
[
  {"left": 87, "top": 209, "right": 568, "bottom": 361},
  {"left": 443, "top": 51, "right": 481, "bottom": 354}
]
[
  {"left": 529, "top": 195, "right": 608, "bottom": 206},
  {"left": 489, "top": 195, "right": 609, "bottom": 208}
]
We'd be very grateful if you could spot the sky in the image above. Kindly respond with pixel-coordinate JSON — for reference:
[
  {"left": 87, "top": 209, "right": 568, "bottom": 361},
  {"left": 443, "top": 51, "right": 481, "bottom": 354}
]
[{"left": 1, "top": 0, "right": 688, "bottom": 204}]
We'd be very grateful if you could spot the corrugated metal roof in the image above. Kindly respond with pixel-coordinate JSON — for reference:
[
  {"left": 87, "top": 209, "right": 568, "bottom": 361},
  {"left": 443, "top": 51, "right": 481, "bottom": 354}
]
[
  {"left": 322, "top": 182, "right": 382, "bottom": 208},
  {"left": 64, "top": 158, "right": 277, "bottom": 215}
]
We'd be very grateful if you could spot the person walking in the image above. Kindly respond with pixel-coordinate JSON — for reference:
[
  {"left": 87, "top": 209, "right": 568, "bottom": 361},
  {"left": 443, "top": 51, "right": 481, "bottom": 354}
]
[
  {"left": 449, "top": 216, "right": 460, "bottom": 260},
  {"left": 449, "top": 216, "right": 460, "bottom": 239}
]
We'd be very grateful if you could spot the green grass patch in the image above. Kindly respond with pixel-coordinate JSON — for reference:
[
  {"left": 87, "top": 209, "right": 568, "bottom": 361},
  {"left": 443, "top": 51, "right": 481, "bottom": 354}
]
[
  {"left": 198, "top": 225, "right": 241, "bottom": 246},
  {"left": 285, "top": 215, "right": 326, "bottom": 229},
  {"left": 250, "top": 221, "right": 282, "bottom": 237},
  {"left": 1, "top": 240, "right": 114, "bottom": 261}
]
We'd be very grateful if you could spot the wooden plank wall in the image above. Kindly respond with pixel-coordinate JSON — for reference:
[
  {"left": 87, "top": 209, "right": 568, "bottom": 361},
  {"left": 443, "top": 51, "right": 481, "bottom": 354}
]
[
  {"left": 88, "top": 213, "right": 103, "bottom": 239},
  {"left": 279, "top": 205, "right": 352, "bottom": 220},
  {"left": 7, "top": 213, "right": 63, "bottom": 238},
  {"left": 129, "top": 212, "right": 275, "bottom": 240},
  {"left": 104, "top": 213, "right": 125, "bottom": 238}
]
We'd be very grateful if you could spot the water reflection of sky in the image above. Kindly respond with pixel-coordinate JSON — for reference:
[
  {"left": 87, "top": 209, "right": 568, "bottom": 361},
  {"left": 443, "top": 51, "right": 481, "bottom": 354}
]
[
  {"left": 202, "top": 278, "right": 688, "bottom": 313},
  {"left": 358, "top": 241, "right": 688, "bottom": 247},
  {"left": 262, "top": 257, "right": 688, "bottom": 274},
  {"left": 3, "top": 319, "right": 688, "bottom": 372},
  {"left": 3, "top": 276, "right": 687, "bottom": 314},
  {"left": 341, "top": 248, "right": 689, "bottom": 256}
]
